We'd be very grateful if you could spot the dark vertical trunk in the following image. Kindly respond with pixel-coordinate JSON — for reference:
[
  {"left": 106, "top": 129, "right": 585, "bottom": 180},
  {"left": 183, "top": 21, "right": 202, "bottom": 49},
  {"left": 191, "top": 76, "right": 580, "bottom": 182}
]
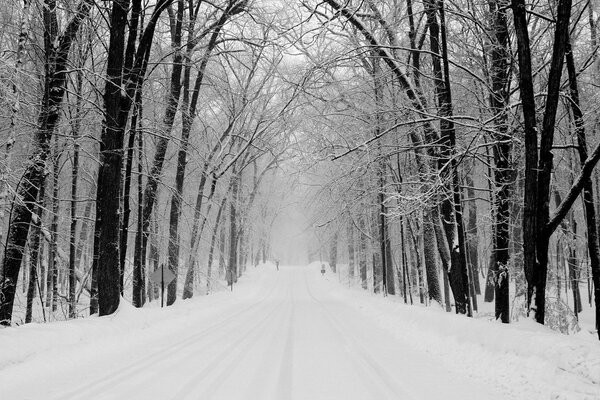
[
  {"left": 69, "top": 64, "right": 83, "bottom": 319},
  {"left": 488, "top": 0, "right": 512, "bottom": 323},
  {"left": 484, "top": 144, "right": 496, "bottom": 303},
  {"left": 423, "top": 210, "right": 443, "bottom": 306},
  {"left": 330, "top": 232, "right": 338, "bottom": 273},
  {"left": 0, "top": 0, "right": 92, "bottom": 326},
  {"left": 148, "top": 220, "right": 160, "bottom": 301},
  {"left": 206, "top": 196, "right": 228, "bottom": 294},
  {"left": 90, "top": 223, "right": 99, "bottom": 314},
  {"left": 95, "top": 0, "right": 169, "bottom": 315},
  {"left": 565, "top": 39, "right": 600, "bottom": 337},
  {"left": 347, "top": 216, "right": 355, "bottom": 281},
  {"left": 464, "top": 173, "right": 481, "bottom": 294},
  {"left": 50, "top": 137, "right": 59, "bottom": 313},
  {"left": 119, "top": 93, "right": 141, "bottom": 288},
  {"left": 95, "top": 0, "right": 132, "bottom": 316},
  {"left": 371, "top": 208, "right": 383, "bottom": 293},
  {"left": 133, "top": 67, "right": 180, "bottom": 306},
  {"left": 227, "top": 173, "right": 240, "bottom": 288},
  {"left": 75, "top": 185, "right": 94, "bottom": 270},
  {"left": 358, "top": 212, "right": 368, "bottom": 290},
  {"left": 425, "top": 0, "right": 471, "bottom": 315},
  {"left": 399, "top": 216, "right": 408, "bottom": 303},
  {"left": 219, "top": 223, "right": 227, "bottom": 279},
  {"left": 371, "top": 55, "right": 394, "bottom": 296},
  {"left": 164, "top": 0, "right": 186, "bottom": 306},
  {"left": 25, "top": 183, "right": 46, "bottom": 323},
  {"left": 407, "top": 218, "right": 425, "bottom": 304},
  {"left": 532, "top": 0, "right": 572, "bottom": 323},
  {"left": 511, "top": 0, "right": 540, "bottom": 320}
]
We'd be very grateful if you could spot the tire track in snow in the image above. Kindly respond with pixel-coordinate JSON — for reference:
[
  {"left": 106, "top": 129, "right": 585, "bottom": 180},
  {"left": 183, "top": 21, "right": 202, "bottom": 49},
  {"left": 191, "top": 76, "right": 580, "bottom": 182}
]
[
  {"left": 303, "top": 271, "right": 418, "bottom": 400},
  {"left": 56, "top": 274, "right": 282, "bottom": 400},
  {"left": 273, "top": 283, "right": 294, "bottom": 400},
  {"left": 172, "top": 288, "right": 291, "bottom": 400}
]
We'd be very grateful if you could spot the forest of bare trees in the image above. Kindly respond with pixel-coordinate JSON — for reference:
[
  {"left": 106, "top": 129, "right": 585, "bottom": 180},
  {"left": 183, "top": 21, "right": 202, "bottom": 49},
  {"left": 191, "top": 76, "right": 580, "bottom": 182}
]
[{"left": 0, "top": 0, "right": 598, "bottom": 341}]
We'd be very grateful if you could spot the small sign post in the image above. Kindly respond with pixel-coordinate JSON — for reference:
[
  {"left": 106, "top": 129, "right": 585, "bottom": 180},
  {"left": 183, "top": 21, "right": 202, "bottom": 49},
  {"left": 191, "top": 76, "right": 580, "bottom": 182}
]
[{"left": 148, "top": 264, "right": 176, "bottom": 308}]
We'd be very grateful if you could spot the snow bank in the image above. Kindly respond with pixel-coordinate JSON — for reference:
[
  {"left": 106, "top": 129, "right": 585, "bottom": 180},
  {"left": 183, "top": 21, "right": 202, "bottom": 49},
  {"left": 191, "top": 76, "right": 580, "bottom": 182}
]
[
  {"left": 0, "top": 265, "right": 273, "bottom": 377},
  {"left": 312, "top": 266, "right": 600, "bottom": 400}
]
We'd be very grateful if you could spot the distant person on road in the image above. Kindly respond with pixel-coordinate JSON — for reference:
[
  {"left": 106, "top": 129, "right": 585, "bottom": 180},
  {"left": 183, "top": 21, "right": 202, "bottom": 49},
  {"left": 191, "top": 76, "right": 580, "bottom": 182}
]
[
  {"left": 275, "top": 260, "right": 280, "bottom": 271},
  {"left": 321, "top": 264, "right": 326, "bottom": 276}
]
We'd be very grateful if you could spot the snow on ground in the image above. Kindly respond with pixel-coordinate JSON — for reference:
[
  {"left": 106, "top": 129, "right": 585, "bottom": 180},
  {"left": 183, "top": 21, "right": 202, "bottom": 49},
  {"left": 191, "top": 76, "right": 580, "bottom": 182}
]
[{"left": 0, "top": 262, "right": 598, "bottom": 400}]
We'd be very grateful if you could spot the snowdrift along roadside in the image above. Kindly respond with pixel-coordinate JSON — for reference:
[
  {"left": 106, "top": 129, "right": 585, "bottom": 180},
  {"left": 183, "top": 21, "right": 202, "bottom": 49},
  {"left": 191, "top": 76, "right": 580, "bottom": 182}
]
[
  {"left": 309, "top": 261, "right": 600, "bottom": 400},
  {"left": 0, "top": 263, "right": 278, "bottom": 374}
]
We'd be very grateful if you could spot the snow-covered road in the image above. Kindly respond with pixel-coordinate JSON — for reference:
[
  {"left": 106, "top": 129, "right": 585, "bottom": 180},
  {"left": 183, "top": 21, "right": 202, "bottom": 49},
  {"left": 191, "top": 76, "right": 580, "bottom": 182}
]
[{"left": 1, "top": 264, "right": 599, "bottom": 399}]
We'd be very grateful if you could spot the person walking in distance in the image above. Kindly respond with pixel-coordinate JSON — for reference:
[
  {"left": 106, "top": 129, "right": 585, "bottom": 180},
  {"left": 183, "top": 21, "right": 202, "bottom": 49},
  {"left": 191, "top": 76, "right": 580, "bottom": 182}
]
[{"left": 275, "top": 259, "right": 280, "bottom": 271}]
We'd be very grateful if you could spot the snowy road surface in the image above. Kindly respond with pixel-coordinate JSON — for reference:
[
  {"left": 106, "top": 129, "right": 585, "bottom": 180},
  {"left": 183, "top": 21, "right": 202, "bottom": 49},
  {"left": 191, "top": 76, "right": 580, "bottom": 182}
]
[{"left": 2, "top": 264, "right": 599, "bottom": 400}]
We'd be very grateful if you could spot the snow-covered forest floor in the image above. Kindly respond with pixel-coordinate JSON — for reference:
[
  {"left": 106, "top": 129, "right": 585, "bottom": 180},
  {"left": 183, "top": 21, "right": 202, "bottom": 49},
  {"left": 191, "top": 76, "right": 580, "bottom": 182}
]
[{"left": 1, "top": 263, "right": 599, "bottom": 400}]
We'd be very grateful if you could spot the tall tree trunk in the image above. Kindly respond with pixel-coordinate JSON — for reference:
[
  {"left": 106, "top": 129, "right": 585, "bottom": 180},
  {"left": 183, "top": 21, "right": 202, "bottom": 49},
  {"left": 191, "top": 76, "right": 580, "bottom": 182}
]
[
  {"left": 119, "top": 91, "right": 142, "bottom": 289},
  {"left": 50, "top": 136, "right": 59, "bottom": 314},
  {"left": 347, "top": 215, "right": 355, "bottom": 281},
  {"left": 95, "top": 0, "right": 132, "bottom": 316},
  {"left": 518, "top": 0, "right": 571, "bottom": 323},
  {"left": 330, "top": 232, "right": 338, "bottom": 273},
  {"left": 227, "top": 172, "right": 240, "bottom": 288},
  {"left": 164, "top": 0, "right": 186, "bottom": 307},
  {"left": 486, "top": 0, "right": 512, "bottom": 322},
  {"left": 25, "top": 183, "right": 46, "bottom": 323},
  {"left": 423, "top": 210, "right": 443, "bottom": 306},
  {"left": 130, "top": 4, "right": 181, "bottom": 308},
  {"left": 357, "top": 212, "right": 368, "bottom": 290},
  {"left": 511, "top": 0, "right": 540, "bottom": 320},
  {"left": 0, "top": 0, "right": 31, "bottom": 270},
  {"left": 425, "top": 0, "right": 471, "bottom": 315},
  {"left": 464, "top": 173, "right": 481, "bottom": 295},
  {"left": 219, "top": 223, "right": 227, "bottom": 279},
  {"left": 565, "top": 38, "right": 600, "bottom": 337},
  {"left": 0, "top": 0, "right": 92, "bottom": 326},
  {"left": 206, "top": 196, "right": 228, "bottom": 294},
  {"left": 371, "top": 55, "right": 394, "bottom": 296},
  {"left": 407, "top": 218, "right": 425, "bottom": 304},
  {"left": 68, "top": 60, "right": 83, "bottom": 319}
]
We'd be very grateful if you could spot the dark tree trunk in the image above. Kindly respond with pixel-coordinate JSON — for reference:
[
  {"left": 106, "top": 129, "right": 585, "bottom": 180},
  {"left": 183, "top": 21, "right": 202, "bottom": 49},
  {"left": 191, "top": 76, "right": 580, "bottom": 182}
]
[
  {"left": 219, "top": 223, "right": 227, "bottom": 279},
  {"left": 423, "top": 210, "right": 443, "bottom": 306},
  {"left": 206, "top": 196, "right": 228, "bottom": 294},
  {"left": 464, "top": 173, "right": 481, "bottom": 295},
  {"left": 75, "top": 185, "right": 94, "bottom": 271},
  {"left": 95, "top": 0, "right": 133, "bottom": 316},
  {"left": 424, "top": 0, "right": 471, "bottom": 315},
  {"left": 407, "top": 218, "right": 425, "bottom": 304},
  {"left": 330, "top": 232, "right": 338, "bottom": 273},
  {"left": 25, "top": 183, "right": 46, "bottom": 323},
  {"left": 370, "top": 208, "right": 383, "bottom": 293},
  {"left": 95, "top": 0, "right": 170, "bottom": 315},
  {"left": 357, "top": 212, "right": 368, "bottom": 290},
  {"left": 511, "top": 0, "right": 572, "bottom": 323},
  {"left": 0, "top": 0, "right": 92, "bottom": 326},
  {"left": 565, "top": 39, "right": 600, "bottom": 337},
  {"left": 165, "top": 0, "right": 186, "bottom": 307},
  {"left": 49, "top": 137, "right": 59, "bottom": 313},
  {"left": 227, "top": 172, "right": 240, "bottom": 288},
  {"left": 511, "top": 0, "right": 540, "bottom": 320},
  {"left": 119, "top": 92, "right": 141, "bottom": 289},
  {"left": 69, "top": 65, "right": 83, "bottom": 319},
  {"left": 488, "top": 0, "right": 512, "bottom": 322},
  {"left": 347, "top": 215, "right": 355, "bottom": 281},
  {"left": 132, "top": 59, "right": 180, "bottom": 307}
]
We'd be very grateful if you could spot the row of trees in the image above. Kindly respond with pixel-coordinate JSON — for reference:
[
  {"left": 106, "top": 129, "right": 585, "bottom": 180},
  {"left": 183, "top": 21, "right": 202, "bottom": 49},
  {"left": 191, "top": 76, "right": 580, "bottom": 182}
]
[
  {"left": 294, "top": 0, "right": 599, "bottom": 337},
  {"left": 0, "top": 0, "right": 300, "bottom": 324},
  {"left": 0, "top": 0, "right": 599, "bottom": 340}
]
